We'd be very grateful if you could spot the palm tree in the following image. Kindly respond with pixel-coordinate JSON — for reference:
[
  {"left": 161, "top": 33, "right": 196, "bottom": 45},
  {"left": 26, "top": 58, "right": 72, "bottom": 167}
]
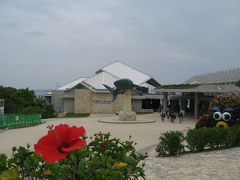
[{"left": 35, "top": 95, "right": 46, "bottom": 108}]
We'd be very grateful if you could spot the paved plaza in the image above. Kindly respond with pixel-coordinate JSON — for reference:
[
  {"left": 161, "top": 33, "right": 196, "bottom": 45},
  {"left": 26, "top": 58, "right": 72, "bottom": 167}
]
[
  {"left": 145, "top": 146, "right": 240, "bottom": 180},
  {"left": 0, "top": 113, "right": 194, "bottom": 155},
  {"left": 1, "top": 113, "right": 240, "bottom": 179}
]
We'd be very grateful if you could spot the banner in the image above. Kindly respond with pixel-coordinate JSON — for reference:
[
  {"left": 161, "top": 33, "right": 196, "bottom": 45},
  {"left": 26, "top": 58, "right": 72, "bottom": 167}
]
[{"left": 0, "top": 99, "right": 4, "bottom": 114}]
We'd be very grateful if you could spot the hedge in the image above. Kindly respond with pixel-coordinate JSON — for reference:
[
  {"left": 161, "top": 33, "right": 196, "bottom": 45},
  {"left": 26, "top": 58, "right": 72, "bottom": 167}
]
[
  {"left": 156, "top": 126, "right": 240, "bottom": 156},
  {"left": 20, "top": 105, "right": 56, "bottom": 119}
]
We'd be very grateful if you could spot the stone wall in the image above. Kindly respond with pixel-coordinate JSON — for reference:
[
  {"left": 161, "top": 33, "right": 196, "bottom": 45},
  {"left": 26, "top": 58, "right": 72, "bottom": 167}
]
[
  {"left": 74, "top": 89, "right": 124, "bottom": 114},
  {"left": 74, "top": 89, "right": 91, "bottom": 113}
]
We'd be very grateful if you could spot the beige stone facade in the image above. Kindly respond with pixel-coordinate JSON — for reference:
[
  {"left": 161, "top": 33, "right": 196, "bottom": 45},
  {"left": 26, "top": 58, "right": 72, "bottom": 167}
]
[{"left": 74, "top": 89, "right": 124, "bottom": 114}]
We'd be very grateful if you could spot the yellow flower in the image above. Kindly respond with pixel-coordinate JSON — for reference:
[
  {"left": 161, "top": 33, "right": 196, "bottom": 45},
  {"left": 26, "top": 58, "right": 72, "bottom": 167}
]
[
  {"left": 43, "top": 170, "right": 52, "bottom": 175},
  {"left": 60, "top": 164, "right": 67, "bottom": 168},
  {"left": 112, "top": 162, "right": 128, "bottom": 169}
]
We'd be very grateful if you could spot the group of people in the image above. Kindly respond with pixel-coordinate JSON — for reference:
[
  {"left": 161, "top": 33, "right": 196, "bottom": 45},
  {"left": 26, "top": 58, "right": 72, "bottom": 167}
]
[{"left": 159, "top": 108, "right": 185, "bottom": 123}]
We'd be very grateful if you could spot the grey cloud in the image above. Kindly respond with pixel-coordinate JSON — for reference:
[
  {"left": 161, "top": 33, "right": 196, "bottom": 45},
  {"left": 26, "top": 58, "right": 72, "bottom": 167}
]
[
  {"left": 23, "top": 31, "right": 45, "bottom": 38},
  {"left": 0, "top": 0, "right": 239, "bottom": 89}
]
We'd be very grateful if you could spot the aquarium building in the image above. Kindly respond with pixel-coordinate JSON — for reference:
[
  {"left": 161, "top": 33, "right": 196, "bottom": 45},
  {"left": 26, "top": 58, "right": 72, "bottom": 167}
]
[{"left": 49, "top": 61, "right": 161, "bottom": 114}]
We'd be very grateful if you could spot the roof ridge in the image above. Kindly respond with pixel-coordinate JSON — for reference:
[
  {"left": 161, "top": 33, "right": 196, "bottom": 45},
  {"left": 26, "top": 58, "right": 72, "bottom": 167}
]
[
  {"left": 83, "top": 70, "right": 118, "bottom": 83},
  {"left": 95, "top": 60, "right": 120, "bottom": 74},
  {"left": 57, "top": 77, "right": 86, "bottom": 90},
  {"left": 101, "top": 70, "right": 121, "bottom": 79},
  {"left": 102, "top": 61, "right": 151, "bottom": 79}
]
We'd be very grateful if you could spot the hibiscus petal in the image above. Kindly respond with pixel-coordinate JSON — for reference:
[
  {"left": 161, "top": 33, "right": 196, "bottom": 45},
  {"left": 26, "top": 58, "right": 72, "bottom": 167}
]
[
  {"left": 54, "top": 124, "right": 70, "bottom": 143},
  {"left": 41, "top": 149, "right": 68, "bottom": 163},
  {"left": 67, "top": 126, "right": 86, "bottom": 143},
  {"left": 61, "top": 139, "right": 86, "bottom": 153},
  {"left": 34, "top": 124, "right": 86, "bottom": 163},
  {"left": 34, "top": 134, "right": 57, "bottom": 154}
]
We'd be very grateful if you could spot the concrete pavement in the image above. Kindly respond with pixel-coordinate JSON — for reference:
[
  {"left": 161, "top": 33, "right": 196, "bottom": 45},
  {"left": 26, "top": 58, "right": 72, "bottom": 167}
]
[{"left": 0, "top": 113, "right": 195, "bottom": 156}]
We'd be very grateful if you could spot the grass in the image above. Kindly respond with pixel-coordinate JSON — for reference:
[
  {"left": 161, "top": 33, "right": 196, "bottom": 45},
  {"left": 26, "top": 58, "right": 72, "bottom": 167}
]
[{"left": 61, "top": 113, "right": 90, "bottom": 118}]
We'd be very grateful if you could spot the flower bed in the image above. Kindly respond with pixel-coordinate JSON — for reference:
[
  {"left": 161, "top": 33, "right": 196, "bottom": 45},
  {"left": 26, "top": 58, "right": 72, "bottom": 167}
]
[{"left": 0, "top": 124, "right": 147, "bottom": 180}]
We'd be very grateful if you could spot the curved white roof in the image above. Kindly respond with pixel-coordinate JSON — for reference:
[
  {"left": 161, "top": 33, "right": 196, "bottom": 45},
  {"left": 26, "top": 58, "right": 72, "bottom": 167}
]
[
  {"left": 55, "top": 61, "right": 160, "bottom": 92},
  {"left": 58, "top": 77, "right": 86, "bottom": 90},
  {"left": 97, "top": 61, "right": 151, "bottom": 86},
  {"left": 83, "top": 71, "right": 119, "bottom": 91}
]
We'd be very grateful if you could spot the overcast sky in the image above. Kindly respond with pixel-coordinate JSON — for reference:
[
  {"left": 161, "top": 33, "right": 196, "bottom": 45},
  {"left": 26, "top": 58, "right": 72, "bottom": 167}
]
[{"left": 0, "top": 0, "right": 239, "bottom": 90}]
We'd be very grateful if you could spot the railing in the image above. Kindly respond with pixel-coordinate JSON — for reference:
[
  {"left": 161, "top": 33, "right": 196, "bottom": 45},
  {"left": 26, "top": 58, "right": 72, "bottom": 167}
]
[{"left": 0, "top": 114, "right": 41, "bottom": 128}]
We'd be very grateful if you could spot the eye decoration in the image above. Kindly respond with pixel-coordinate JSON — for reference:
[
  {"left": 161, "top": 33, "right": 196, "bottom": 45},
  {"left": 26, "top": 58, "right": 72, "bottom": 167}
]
[
  {"left": 222, "top": 112, "right": 231, "bottom": 121},
  {"left": 213, "top": 112, "right": 222, "bottom": 121}
]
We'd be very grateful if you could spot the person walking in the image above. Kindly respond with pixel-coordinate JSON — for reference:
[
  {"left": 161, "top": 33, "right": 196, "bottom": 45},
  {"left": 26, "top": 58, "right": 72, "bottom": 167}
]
[
  {"left": 179, "top": 109, "right": 185, "bottom": 123},
  {"left": 169, "top": 111, "right": 175, "bottom": 123},
  {"left": 172, "top": 112, "right": 176, "bottom": 123},
  {"left": 178, "top": 111, "right": 183, "bottom": 123},
  {"left": 160, "top": 109, "right": 165, "bottom": 122}
]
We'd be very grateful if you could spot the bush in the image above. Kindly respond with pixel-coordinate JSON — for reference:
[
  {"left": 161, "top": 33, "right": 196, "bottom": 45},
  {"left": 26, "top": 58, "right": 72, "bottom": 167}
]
[
  {"left": 20, "top": 105, "right": 56, "bottom": 119},
  {"left": 156, "top": 126, "right": 240, "bottom": 156},
  {"left": 0, "top": 126, "right": 146, "bottom": 180},
  {"left": 225, "top": 126, "right": 240, "bottom": 147},
  {"left": 0, "top": 86, "right": 36, "bottom": 114},
  {"left": 186, "top": 126, "right": 240, "bottom": 152},
  {"left": 20, "top": 106, "right": 42, "bottom": 114},
  {"left": 41, "top": 105, "right": 55, "bottom": 119},
  {"left": 156, "top": 131, "right": 184, "bottom": 156},
  {"left": 186, "top": 128, "right": 211, "bottom": 152}
]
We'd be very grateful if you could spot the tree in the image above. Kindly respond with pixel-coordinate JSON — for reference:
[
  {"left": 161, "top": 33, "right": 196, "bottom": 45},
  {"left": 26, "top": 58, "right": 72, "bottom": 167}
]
[{"left": 0, "top": 86, "right": 36, "bottom": 113}]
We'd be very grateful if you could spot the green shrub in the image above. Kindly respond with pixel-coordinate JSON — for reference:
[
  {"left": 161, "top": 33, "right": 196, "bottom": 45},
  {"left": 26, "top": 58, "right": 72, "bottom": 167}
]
[
  {"left": 225, "top": 126, "right": 240, "bottom": 147},
  {"left": 20, "top": 106, "right": 42, "bottom": 114},
  {"left": 41, "top": 105, "right": 55, "bottom": 119},
  {"left": 186, "top": 128, "right": 210, "bottom": 152},
  {"left": 0, "top": 86, "right": 36, "bottom": 114},
  {"left": 156, "top": 126, "right": 240, "bottom": 156},
  {"left": 186, "top": 126, "right": 240, "bottom": 152},
  {"left": 156, "top": 131, "right": 184, "bottom": 156},
  {"left": 20, "top": 105, "right": 56, "bottom": 119},
  {"left": 0, "top": 132, "right": 146, "bottom": 180},
  {"left": 205, "top": 127, "right": 220, "bottom": 149}
]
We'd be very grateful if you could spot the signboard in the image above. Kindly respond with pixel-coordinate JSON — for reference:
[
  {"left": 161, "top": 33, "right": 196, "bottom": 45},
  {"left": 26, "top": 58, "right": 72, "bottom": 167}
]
[
  {"left": 0, "top": 99, "right": 4, "bottom": 114},
  {"left": 93, "top": 99, "right": 112, "bottom": 104}
]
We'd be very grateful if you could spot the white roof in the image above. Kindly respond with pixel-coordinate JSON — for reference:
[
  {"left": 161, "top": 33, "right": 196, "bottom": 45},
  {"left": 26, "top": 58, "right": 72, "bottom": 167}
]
[
  {"left": 82, "top": 71, "right": 119, "bottom": 91},
  {"left": 55, "top": 61, "right": 160, "bottom": 92},
  {"left": 57, "top": 77, "right": 86, "bottom": 90},
  {"left": 97, "top": 61, "right": 151, "bottom": 86},
  {"left": 183, "top": 68, "right": 240, "bottom": 84}
]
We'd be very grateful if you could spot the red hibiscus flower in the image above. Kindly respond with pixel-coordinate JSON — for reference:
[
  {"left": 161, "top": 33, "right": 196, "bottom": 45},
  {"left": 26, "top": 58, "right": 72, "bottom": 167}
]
[{"left": 34, "top": 124, "right": 86, "bottom": 163}]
